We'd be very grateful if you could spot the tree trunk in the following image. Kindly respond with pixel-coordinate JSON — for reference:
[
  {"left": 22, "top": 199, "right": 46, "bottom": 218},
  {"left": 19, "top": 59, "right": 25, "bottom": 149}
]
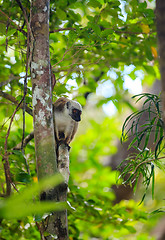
[
  {"left": 30, "top": 0, "right": 69, "bottom": 239},
  {"left": 156, "top": 0, "right": 165, "bottom": 125},
  {"left": 30, "top": 0, "right": 57, "bottom": 179},
  {"left": 44, "top": 144, "right": 69, "bottom": 240}
]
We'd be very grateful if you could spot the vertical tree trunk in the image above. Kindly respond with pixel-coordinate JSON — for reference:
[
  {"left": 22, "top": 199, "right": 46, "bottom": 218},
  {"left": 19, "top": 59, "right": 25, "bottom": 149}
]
[
  {"left": 156, "top": 0, "right": 165, "bottom": 124},
  {"left": 30, "top": 1, "right": 69, "bottom": 239},
  {"left": 30, "top": 0, "right": 57, "bottom": 179},
  {"left": 45, "top": 144, "right": 69, "bottom": 240}
]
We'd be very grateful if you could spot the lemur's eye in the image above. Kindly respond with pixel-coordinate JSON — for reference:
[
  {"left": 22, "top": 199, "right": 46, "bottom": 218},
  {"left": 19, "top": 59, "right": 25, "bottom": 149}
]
[{"left": 73, "top": 109, "right": 77, "bottom": 113}]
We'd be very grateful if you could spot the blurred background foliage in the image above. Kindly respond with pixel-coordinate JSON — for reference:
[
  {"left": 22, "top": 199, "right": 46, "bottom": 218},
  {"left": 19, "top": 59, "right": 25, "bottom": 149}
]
[{"left": 0, "top": 0, "right": 164, "bottom": 239}]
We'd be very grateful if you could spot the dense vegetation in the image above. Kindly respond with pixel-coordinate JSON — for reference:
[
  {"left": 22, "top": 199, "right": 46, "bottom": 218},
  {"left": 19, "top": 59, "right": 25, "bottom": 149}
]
[{"left": 0, "top": 0, "right": 164, "bottom": 239}]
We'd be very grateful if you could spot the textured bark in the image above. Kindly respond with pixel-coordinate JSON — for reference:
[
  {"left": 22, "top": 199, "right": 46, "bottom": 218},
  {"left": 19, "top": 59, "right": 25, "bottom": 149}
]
[
  {"left": 58, "top": 144, "right": 70, "bottom": 185},
  {"left": 30, "top": 1, "right": 69, "bottom": 239},
  {"left": 56, "top": 144, "right": 70, "bottom": 240},
  {"left": 30, "top": 0, "right": 57, "bottom": 179},
  {"left": 156, "top": 0, "right": 165, "bottom": 125},
  {"left": 40, "top": 144, "right": 69, "bottom": 240},
  {"left": 47, "top": 144, "right": 69, "bottom": 240}
]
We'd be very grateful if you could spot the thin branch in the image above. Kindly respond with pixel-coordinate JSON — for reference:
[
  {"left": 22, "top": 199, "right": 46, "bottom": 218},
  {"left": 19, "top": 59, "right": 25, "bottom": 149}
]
[
  {"left": 35, "top": 221, "right": 45, "bottom": 240},
  {"left": 52, "top": 41, "right": 100, "bottom": 70},
  {"left": 2, "top": 156, "right": 11, "bottom": 196},
  {"left": 55, "top": 57, "right": 102, "bottom": 82},
  {"left": 0, "top": 102, "right": 14, "bottom": 105},
  {"left": 3, "top": 98, "right": 25, "bottom": 195},
  {"left": 4, "top": 99, "right": 24, "bottom": 157},
  {"left": 54, "top": 57, "right": 102, "bottom": 73},
  {"left": 49, "top": 27, "right": 156, "bottom": 35},
  {"left": 112, "top": 29, "right": 156, "bottom": 35},
  {"left": 15, "top": 0, "right": 32, "bottom": 38},
  {"left": 15, "top": 0, "right": 34, "bottom": 175},
  {"left": 132, "top": 156, "right": 165, "bottom": 175},
  {"left": 50, "top": 27, "right": 76, "bottom": 33},
  {"left": 13, "top": 131, "right": 34, "bottom": 150},
  {"left": 0, "top": 9, "right": 27, "bottom": 36},
  {"left": 0, "top": 75, "right": 20, "bottom": 87},
  {"left": 0, "top": 90, "right": 33, "bottom": 116},
  {"left": 1, "top": 45, "right": 27, "bottom": 54}
]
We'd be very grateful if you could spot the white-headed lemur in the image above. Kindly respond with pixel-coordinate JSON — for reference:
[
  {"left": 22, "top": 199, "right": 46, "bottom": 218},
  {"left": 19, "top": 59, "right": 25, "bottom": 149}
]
[{"left": 53, "top": 97, "right": 82, "bottom": 150}]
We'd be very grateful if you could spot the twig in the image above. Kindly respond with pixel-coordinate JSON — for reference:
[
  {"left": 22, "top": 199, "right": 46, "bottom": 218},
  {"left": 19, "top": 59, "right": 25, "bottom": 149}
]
[
  {"left": 0, "top": 9, "right": 27, "bottom": 36},
  {"left": 35, "top": 221, "right": 45, "bottom": 240},
  {"left": 15, "top": 0, "right": 33, "bottom": 43},
  {"left": 3, "top": 155, "right": 11, "bottom": 196},
  {"left": 52, "top": 41, "right": 100, "bottom": 77},
  {"left": 3, "top": 99, "right": 25, "bottom": 195},
  {"left": 55, "top": 57, "right": 101, "bottom": 82},
  {"left": 13, "top": 131, "right": 34, "bottom": 150},
  {"left": 15, "top": 0, "right": 33, "bottom": 175},
  {"left": 49, "top": 27, "right": 155, "bottom": 35},
  {"left": 0, "top": 90, "right": 33, "bottom": 116},
  {"left": 0, "top": 102, "right": 14, "bottom": 105},
  {"left": 50, "top": 27, "right": 76, "bottom": 33},
  {"left": 0, "top": 75, "right": 20, "bottom": 87},
  {"left": 132, "top": 156, "right": 165, "bottom": 175},
  {"left": 7, "top": 45, "right": 26, "bottom": 54},
  {"left": 4, "top": 99, "right": 24, "bottom": 158}
]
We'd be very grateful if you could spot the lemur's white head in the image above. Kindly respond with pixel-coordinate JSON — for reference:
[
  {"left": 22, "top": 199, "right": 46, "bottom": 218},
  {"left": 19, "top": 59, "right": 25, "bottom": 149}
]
[{"left": 66, "top": 100, "right": 82, "bottom": 122}]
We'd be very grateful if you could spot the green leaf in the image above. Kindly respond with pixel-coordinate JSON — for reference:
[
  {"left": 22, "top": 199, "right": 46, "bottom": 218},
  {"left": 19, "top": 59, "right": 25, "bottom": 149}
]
[
  {"left": 139, "top": 1, "right": 147, "bottom": 11},
  {"left": 143, "top": 65, "right": 156, "bottom": 76},
  {"left": 68, "top": 10, "right": 81, "bottom": 22},
  {"left": 155, "top": 136, "right": 164, "bottom": 159},
  {"left": 87, "top": 0, "right": 102, "bottom": 8},
  {"left": 56, "top": 8, "right": 67, "bottom": 20},
  {"left": 15, "top": 172, "right": 31, "bottom": 183},
  {"left": 91, "top": 24, "right": 101, "bottom": 35},
  {"left": 7, "top": 28, "right": 17, "bottom": 37},
  {"left": 128, "top": 136, "right": 138, "bottom": 149},
  {"left": 1, "top": 200, "right": 67, "bottom": 219},
  {"left": 101, "top": 29, "right": 113, "bottom": 37},
  {"left": 143, "top": 131, "right": 150, "bottom": 150},
  {"left": 0, "top": 174, "right": 65, "bottom": 219},
  {"left": 0, "top": 23, "right": 6, "bottom": 36},
  {"left": 151, "top": 163, "right": 155, "bottom": 199},
  {"left": 124, "top": 225, "right": 136, "bottom": 233}
]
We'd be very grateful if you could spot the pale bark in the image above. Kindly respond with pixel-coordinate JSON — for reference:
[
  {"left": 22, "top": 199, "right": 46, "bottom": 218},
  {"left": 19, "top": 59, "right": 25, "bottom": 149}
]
[
  {"left": 38, "top": 144, "right": 69, "bottom": 239},
  {"left": 44, "top": 144, "right": 69, "bottom": 240},
  {"left": 30, "top": 0, "right": 57, "bottom": 179},
  {"left": 30, "top": 1, "right": 69, "bottom": 239}
]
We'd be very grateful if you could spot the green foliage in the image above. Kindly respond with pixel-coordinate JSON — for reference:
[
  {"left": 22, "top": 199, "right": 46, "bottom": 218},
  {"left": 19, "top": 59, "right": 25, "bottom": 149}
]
[
  {"left": 65, "top": 114, "right": 154, "bottom": 239},
  {"left": 0, "top": 174, "right": 66, "bottom": 240},
  {"left": 68, "top": 187, "right": 148, "bottom": 239},
  {"left": 0, "top": 174, "right": 66, "bottom": 219},
  {"left": 121, "top": 93, "right": 163, "bottom": 152},
  {"left": 120, "top": 93, "right": 165, "bottom": 203},
  {"left": 0, "top": 218, "right": 40, "bottom": 240}
]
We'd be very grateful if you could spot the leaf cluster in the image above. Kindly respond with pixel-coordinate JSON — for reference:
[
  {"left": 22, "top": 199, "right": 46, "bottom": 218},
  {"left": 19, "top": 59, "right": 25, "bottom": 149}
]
[
  {"left": 119, "top": 93, "right": 165, "bottom": 202},
  {"left": 68, "top": 185, "right": 148, "bottom": 239}
]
